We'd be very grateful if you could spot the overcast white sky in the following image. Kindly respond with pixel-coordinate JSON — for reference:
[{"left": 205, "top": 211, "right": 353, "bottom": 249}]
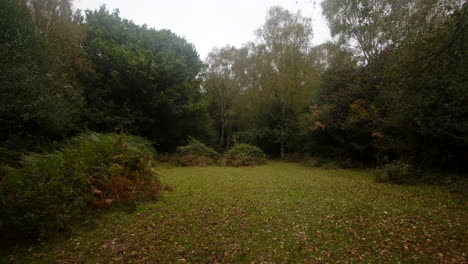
[{"left": 74, "top": 0, "right": 331, "bottom": 60}]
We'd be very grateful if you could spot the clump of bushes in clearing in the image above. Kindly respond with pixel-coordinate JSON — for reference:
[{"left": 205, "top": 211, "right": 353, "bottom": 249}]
[
  {"left": 374, "top": 160, "right": 463, "bottom": 186},
  {"left": 176, "top": 137, "right": 221, "bottom": 166},
  {"left": 226, "top": 144, "right": 266, "bottom": 167},
  {"left": 0, "top": 132, "right": 161, "bottom": 241},
  {"left": 302, "top": 156, "right": 357, "bottom": 170},
  {"left": 283, "top": 152, "right": 306, "bottom": 162},
  {"left": 375, "top": 160, "right": 413, "bottom": 184}
]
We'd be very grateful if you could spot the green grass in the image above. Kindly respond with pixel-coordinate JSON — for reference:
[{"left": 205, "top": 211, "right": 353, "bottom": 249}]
[{"left": 2, "top": 162, "right": 467, "bottom": 263}]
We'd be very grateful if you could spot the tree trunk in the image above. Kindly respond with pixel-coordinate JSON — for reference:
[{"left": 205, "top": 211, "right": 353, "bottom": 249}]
[
  {"left": 219, "top": 118, "right": 225, "bottom": 150},
  {"left": 226, "top": 121, "right": 232, "bottom": 151},
  {"left": 280, "top": 135, "right": 285, "bottom": 159},
  {"left": 280, "top": 103, "right": 286, "bottom": 159}
]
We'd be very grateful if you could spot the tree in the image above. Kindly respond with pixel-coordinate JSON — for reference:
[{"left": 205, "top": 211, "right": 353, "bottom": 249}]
[
  {"left": 381, "top": 3, "right": 468, "bottom": 169},
  {"left": 0, "top": 0, "right": 82, "bottom": 140},
  {"left": 321, "top": 0, "right": 464, "bottom": 64},
  {"left": 313, "top": 0, "right": 467, "bottom": 170},
  {"left": 309, "top": 41, "right": 356, "bottom": 73},
  {"left": 80, "top": 6, "right": 210, "bottom": 150},
  {"left": 23, "top": 0, "right": 90, "bottom": 89},
  {"left": 255, "top": 7, "right": 320, "bottom": 158},
  {"left": 204, "top": 46, "right": 246, "bottom": 150}
]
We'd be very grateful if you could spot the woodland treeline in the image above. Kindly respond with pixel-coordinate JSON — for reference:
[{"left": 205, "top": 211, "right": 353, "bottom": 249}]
[{"left": 1, "top": 0, "right": 467, "bottom": 171}]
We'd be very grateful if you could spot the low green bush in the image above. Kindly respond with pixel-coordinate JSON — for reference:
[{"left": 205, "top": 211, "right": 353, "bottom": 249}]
[
  {"left": 283, "top": 153, "right": 306, "bottom": 162},
  {"left": 226, "top": 144, "right": 267, "bottom": 167},
  {"left": 302, "top": 156, "right": 357, "bottom": 169},
  {"left": 156, "top": 152, "right": 178, "bottom": 163},
  {"left": 176, "top": 137, "right": 221, "bottom": 166},
  {"left": 375, "top": 160, "right": 414, "bottom": 184},
  {"left": 375, "top": 161, "right": 467, "bottom": 189},
  {"left": 0, "top": 132, "right": 161, "bottom": 242}
]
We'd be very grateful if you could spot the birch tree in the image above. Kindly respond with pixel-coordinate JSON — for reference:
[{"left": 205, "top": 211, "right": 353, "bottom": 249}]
[{"left": 256, "top": 7, "right": 319, "bottom": 158}]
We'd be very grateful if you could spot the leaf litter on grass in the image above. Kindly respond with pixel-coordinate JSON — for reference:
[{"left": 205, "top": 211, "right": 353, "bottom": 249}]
[{"left": 3, "top": 162, "right": 467, "bottom": 263}]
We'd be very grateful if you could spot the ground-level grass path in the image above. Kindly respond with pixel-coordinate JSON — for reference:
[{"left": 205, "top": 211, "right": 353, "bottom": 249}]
[{"left": 4, "top": 162, "right": 467, "bottom": 263}]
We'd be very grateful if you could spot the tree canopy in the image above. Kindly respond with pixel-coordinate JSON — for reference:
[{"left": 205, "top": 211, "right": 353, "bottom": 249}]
[
  {"left": 79, "top": 6, "right": 210, "bottom": 150},
  {"left": 1, "top": 0, "right": 466, "bottom": 171}
]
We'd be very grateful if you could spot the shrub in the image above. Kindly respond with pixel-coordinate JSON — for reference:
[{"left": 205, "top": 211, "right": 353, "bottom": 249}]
[
  {"left": 156, "top": 152, "right": 179, "bottom": 166},
  {"left": 0, "top": 132, "right": 161, "bottom": 242},
  {"left": 375, "top": 160, "right": 414, "bottom": 184},
  {"left": 176, "top": 137, "right": 221, "bottom": 166},
  {"left": 302, "top": 156, "right": 357, "bottom": 169},
  {"left": 226, "top": 144, "right": 267, "bottom": 167},
  {"left": 375, "top": 161, "right": 466, "bottom": 188},
  {"left": 283, "top": 153, "right": 306, "bottom": 162}
]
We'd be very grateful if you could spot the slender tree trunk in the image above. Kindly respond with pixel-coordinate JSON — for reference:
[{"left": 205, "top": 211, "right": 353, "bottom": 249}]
[
  {"left": 226, "top": 120, "right": 232, "bottom": 151},
  {"left": 219, "top": 118, "right": 225, "bottom": 150},
  {"left": 280, "top": 103, "right": 285, "bottom": 159},
  {"left": 280, "top": 136, "right": 285, "bottom": 159}
]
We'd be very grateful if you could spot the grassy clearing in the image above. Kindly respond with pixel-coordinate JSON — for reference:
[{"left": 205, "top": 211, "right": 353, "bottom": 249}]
[{"left": 2, "top": 162, "right": 466, "bottom": 263}]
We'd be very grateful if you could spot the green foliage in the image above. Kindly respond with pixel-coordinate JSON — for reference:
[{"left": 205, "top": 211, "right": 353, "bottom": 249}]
[
  {"left": 302, "top": 156, "right": 357, "bottom": 170},
  {"left": 0, "top": 132, "right": 161, "bottom": 241},
  {"left": 381, "top": 3, "right": 468, "bottom": 169},
  {"left": 80, "top": 6, "right": 211, "bottom": 151},
  {"left": 25, "top": 0, "right": 90, "bottom": 89},
  {"left": 375, "top": 160, "right": 414, "bottom": 184},
  {"left": 375, "top": 160, "right": 467, "bottom": 188},
  {"left": 282, "top": 152, "right": 306, "bottom": 162},
  {"left": 306, "top": 66, "right": 383, "bottom": 164},
  {"left": 0, "top": 0, "right": 83, "bottom": 140},
  {"left": 226, "top": 144, "right": 267, "bottom": 167},
  {"left": 307, "top": 2, "right": 467, "bottom": 172},
  {"left": 176, "top": 137, "right": 221, "bottom": 166},
  {"left": 255, "top": 7, "right": 319, "bottom": 158},
  {"left": 373, "top": 160, "right": 449, "bottom": 185},
  {"left": 204, "top": 7, "right": 320, "bottom": 157},
  {"left": 204, "top": 46, "right": 246, "bottom": 151},
  {"left": 321, "top": 0, "right": 462, "bottom": 64}
]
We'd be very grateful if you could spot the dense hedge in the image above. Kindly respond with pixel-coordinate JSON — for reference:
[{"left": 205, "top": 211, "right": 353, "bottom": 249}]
[
  {"left": 0, "top": 133, "right": 161, "bottom": 241},
  {"left": 226, "top": 144, "right": 267, "bottom": 167},
  {"left": 176, "top": 137, "right": 221, "bottom": 166}
]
